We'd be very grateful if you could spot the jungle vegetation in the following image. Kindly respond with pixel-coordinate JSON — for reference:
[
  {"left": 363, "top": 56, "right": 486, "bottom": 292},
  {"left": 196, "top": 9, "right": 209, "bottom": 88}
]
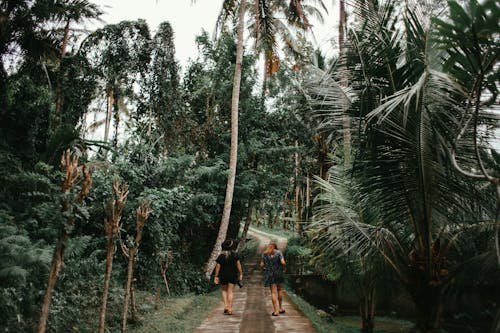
[{"left": 0, "top": 1, "right": 498, "bottom": 332}]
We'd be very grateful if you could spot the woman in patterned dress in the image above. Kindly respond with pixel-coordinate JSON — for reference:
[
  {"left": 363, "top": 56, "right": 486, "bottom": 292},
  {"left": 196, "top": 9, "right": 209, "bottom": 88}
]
[{"left": 260, "top": 242, "right": 286, "bottom": 316}]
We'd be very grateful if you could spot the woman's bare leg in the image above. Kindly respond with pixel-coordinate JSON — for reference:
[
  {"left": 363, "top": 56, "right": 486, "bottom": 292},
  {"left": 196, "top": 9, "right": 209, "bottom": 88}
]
[
  {"left": 270, "top": 284, "right": 279, "bottom": 314},
  {"left": 277, "top": 284, "right": 284, "bottom": 312},
  {"left": 221, "top": 285, "right": 228, "bottom": 310},
  {"left": 227, "top": 283, "right": 235, "bottom": 313}
]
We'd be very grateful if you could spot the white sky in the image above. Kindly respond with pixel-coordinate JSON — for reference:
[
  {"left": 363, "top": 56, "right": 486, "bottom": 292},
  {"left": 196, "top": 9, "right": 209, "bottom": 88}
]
[{"left": 92, "top": 0, "right": 339, "bottom": 69}]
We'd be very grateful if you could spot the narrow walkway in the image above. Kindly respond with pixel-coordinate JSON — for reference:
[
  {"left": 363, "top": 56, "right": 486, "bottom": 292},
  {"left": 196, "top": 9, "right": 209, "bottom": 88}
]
[{"left": 194, "top": 228, "right": 317, "bottom": 333}]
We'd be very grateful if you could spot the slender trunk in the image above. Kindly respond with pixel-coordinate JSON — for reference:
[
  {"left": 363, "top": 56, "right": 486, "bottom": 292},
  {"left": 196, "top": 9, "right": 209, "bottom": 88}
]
[
  {"left": 413, "top": 291, "right": 443, "bottom": 333},
  {"left": 60, "top": 18, "right": 70, "bottom": 58},
  {"left": 339, "top": 0, "right": 351, "bottom": 167},
  {"left": 121, "top": 247, "right": 136, "bottom": 333},
  {"left": 37, "top": 234, "right": 67, "bottom": 333},
  {"left": 130, "top": 281, "right": 137, "bottom": 321},
  {"left": 54, "top": 18, "right": 71, "bottom": 129},
  {"left": 408, "top": 267, "right": 444, "bottom": 333},
  {"left": 237, "top": 201, "right": 253, "bottom": 254},
  {"left": 360, "top": 284, "right": 376, "bottom": 333},
  {"left": 81, "top": 111, "right": 87, "bottom": 139},
  {"left": 204, "top": 0, "right": 246, "bottom": 278},
  {"left": 104, "top": 88, "right": 114, "bottom": 159},
  {"left": 294, "top": 140, "right": 302, "bottom": 231},
  {"left": 147, "top": 106, "right": 153, "bottom": 138},
  {"left": 98, "top": 236, "right": 116, "bottom": 333},
  {"left": 295, "top": 187, "right": 302, "bottom": 232},
  {"left": 113, "top": 96, "right": 120, "bottom": 149},
  {"left": 161, "top": 270, "right": 171, "bottom": 297}
]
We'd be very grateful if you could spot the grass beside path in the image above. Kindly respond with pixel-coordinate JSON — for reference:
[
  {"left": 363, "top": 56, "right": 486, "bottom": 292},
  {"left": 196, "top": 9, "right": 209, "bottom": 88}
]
[
  {"left": 128, "top": 291, "right": 220, "bottom": 333},
  {"left": 286, "top": 290, "right": 412, "bottom": 333}
]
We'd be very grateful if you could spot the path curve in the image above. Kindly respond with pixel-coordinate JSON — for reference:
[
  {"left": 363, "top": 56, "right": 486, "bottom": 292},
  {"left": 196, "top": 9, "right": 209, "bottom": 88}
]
[{"left": 194, "top": 228, "right": 317, "bottom": 333}]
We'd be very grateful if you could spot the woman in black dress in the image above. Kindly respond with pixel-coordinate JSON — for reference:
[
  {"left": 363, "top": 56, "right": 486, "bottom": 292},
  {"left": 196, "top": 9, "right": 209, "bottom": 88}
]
[
  {"left": 260, "top": 242, "right": 286, "bottom": 316},
  {"left": 214, "top": 239, "right": 243, "bottom": 315}
]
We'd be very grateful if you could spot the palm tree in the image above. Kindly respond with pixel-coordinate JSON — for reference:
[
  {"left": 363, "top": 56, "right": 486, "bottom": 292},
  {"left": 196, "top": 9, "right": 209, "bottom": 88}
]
[
  {"left": 308, "top": 0, "right": 499, "bottom": 331},
  {"left": 203, "top": 0, "right": 328, "bottom": 277},
  {"left": 310, "top": 168, "right": 389, "bottom": 333},
  {"left": 204, "top": 0, "right": 246, "bottom": 278}
]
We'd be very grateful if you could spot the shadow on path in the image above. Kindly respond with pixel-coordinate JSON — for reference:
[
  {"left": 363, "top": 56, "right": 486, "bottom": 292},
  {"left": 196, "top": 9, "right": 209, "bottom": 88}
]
[{"left": 194, "top": 228, "right": 317, "bottom": 333}]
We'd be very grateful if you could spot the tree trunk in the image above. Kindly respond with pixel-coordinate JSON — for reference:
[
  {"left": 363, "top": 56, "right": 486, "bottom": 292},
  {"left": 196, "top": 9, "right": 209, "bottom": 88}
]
[
  {"left": 98, "top": 235, "right": 116, "bottom": 333},
  {"left": 161, "top": 270, "right": 171, "bottom": 297},
  {"left": 147, "top": 106, "right": 153, "bottom": 139},
  {"left": 339, "top": 0, "right": 351, "bottom": 167},
  {"left": 121, "top": 247, "right": 136, "bottom": 333},
  {"left": 53, "top": 18, "right": 71, "bottom": 129},
  {"left": 103, "top": 88, "right": 114, "bottom": 159},
  {"left": 237, "top": 201, "right": 253, "bottom": 254},
  {"left": 37, "top": 234, "right": 67, "bottom": 333},
  {"left": 412, "top": 288, "right": 443, "bottom": 333},
  {"left": 130, "top": 280, "right": 137, "bottom": 322},
  {"left": 204, "top": 0, "right": 246, "bottom": 278},
  {"left": 360, "top": 285, "right": 376, "bottom": 333},
  {"left": 407, "top": 268, "right": 444, "bottom": 333},
  {"left": 60, "top": 18, "right": 70, "bottom": 58},
  {"left": 113, "top": 95, "right": 120, "bottom": 148}
]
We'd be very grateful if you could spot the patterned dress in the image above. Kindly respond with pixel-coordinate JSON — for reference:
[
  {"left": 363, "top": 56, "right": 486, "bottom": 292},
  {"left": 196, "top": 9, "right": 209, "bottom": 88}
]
[{"left": 261, "top": 250, "right": 284, "bottom": 287}]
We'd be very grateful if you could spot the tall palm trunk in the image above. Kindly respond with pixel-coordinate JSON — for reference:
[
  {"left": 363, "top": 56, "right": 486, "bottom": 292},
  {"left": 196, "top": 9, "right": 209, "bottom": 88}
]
[
  {"left": 204, "top": 0, "right": 246, "bottom": 278},
  {"left": 339, "top": 0, "right": 351, "bottom": 166}
]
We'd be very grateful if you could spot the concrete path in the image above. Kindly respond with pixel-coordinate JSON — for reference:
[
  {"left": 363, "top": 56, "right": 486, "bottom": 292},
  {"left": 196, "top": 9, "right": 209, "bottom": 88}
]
[{"left": 194, "top": 228, "right": 317, "bottom": 333}]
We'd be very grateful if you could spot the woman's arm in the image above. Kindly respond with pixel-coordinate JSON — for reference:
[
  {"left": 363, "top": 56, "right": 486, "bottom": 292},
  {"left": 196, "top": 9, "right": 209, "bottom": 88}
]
[
  {"left": 280, "top": 258, "right": 286, "bottom": 272},
  {"left": 236, "top": 260, "right": 243, "bottom": 280},
  {"left": 214, "top": 263, "right": 221, "bottom": 284}
]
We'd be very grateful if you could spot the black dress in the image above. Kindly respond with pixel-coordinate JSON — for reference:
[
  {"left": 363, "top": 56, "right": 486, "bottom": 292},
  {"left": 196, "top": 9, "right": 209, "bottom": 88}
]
[{"left": 216, "top": 251, "right": 240, "bottom": 285}]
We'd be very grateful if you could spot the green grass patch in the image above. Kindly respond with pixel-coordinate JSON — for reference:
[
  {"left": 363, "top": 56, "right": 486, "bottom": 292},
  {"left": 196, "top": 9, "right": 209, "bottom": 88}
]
[
  {"left": 128, "top": 291, "right": 220, "bottom": 333},
  {"left": 285, "top": 289, "right": 413, "bottom": 333}
]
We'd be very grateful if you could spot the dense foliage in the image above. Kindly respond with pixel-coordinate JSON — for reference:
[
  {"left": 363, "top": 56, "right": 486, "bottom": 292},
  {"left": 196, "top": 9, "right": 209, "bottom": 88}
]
[{"left": 0, "top": 0, "right": 498, "bottom": 333}]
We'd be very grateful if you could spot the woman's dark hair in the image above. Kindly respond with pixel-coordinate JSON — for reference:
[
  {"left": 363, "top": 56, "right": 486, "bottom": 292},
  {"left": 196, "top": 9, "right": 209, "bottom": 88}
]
[{"left": 221, "top": 239, "right": 234, "bottom": 251}]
